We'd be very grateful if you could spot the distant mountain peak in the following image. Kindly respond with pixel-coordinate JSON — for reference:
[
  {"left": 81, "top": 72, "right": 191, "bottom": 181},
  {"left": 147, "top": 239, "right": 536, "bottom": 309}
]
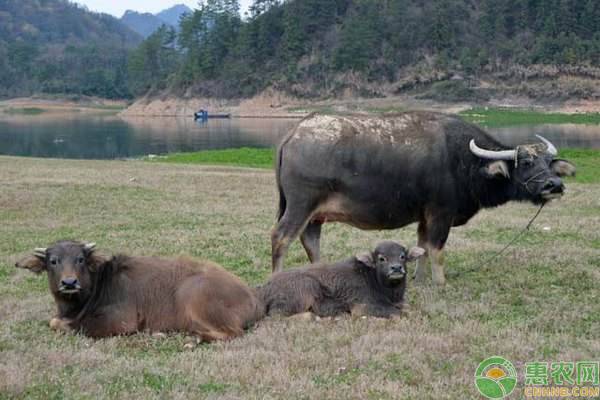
[
  {"left": 156, "top": 4, "right": 192, "bottom": 26},
  {"left": 120, "top": 4, "right": 191, "bottom": 38}
]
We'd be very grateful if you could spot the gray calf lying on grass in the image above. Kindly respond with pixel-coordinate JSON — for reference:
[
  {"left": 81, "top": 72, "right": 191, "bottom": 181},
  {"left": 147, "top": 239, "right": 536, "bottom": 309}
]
[
  {"left": 16, "top": 240, "right": 264, "bottom": 342},
  {"left": 259, "top": 241, "right": 425, "bottom": 319}
]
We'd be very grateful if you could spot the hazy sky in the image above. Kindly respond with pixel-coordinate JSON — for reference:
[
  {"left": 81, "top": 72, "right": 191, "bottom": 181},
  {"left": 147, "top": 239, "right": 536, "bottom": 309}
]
[{"left": 75, "top": 0, "right": 253, "bottom": 18}]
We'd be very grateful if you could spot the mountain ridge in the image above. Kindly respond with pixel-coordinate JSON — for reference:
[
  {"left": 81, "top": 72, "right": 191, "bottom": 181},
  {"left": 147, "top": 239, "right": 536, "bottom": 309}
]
[
  {"left": 0, "top": 0, "right": 141, "bottom": 98},
  {"left": 120, "top": 4, "right": 191, "bottom": 38}
]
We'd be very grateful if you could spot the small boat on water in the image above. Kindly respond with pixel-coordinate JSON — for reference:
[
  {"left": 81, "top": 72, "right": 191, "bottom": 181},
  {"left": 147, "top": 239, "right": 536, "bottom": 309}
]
[{"left": 194, "top": 109, "right": 231, "bottom": 120}]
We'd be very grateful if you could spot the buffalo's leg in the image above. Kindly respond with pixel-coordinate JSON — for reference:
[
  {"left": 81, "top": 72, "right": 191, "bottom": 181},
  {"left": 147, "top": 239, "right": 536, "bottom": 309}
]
[
  {"left": 429, "top": 247, "right": 446, "bottom": 286},
  {"left": 78, "top": 307, "right": 138, "bottom": 337},
  {"left": 414, "top": 214, "right": 451, "bottom": 285},
  {"left": 425, "top": 218, "right": 451, "bottom": 286},
  {"left": 414, "top": 221, "right": 429, "bottom": 284},
  {"left": 271, "top": 202, "right": 314, "bottom": 273},
  {"left": 300, "top": 221, "right": 322, "bottom": 263}
]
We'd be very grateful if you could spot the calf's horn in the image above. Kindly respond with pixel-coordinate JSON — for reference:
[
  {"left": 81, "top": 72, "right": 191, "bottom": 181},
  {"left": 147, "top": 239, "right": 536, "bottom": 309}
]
[
  {"left": 469, "top": 139, "right": 516, "bottom": 160},
  {"left": 34, "top": 248, "right": 47, "bottom": 257},
  {"left": 535, "top": 134, "right": 558, "bottom": 156},
  {"left": 84, "top": 242, "right": 96, "bottom": 252}
]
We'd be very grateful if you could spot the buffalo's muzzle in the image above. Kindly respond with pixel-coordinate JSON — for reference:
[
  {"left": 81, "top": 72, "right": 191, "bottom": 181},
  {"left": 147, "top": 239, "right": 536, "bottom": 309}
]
[
  {"left": 388, "top": 265, "right": 406, "bottom": 279},
  {"left": 541, "top": 177, "right": 564, "bottom": 200},
  {"left": 59, "top": 277, "right": 80, "bottom": 293}
]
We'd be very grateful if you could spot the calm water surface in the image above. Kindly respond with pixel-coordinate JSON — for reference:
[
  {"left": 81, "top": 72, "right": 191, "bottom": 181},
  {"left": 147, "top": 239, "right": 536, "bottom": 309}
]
[
  {"left": 0, "top": 114, "right": 298, "bottom": 159},
  {"left": 0, "top": 113, "right": 598, "bottom": 159}
]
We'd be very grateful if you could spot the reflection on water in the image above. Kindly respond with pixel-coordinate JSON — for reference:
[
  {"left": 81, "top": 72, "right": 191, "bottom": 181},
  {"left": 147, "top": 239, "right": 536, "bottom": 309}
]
[
  {"left": 0, "top": 114, "right": 598, "bottom": 160},
  {"left": 0, "top": 114, "right": 297, "bottom": 159},
  {"left": 487, "top": 124, "right": 600, "bottom": 149}
]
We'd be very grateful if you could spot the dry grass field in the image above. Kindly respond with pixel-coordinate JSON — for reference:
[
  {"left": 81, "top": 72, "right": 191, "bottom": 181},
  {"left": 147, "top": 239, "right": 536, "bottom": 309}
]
[{"left": 0, "top": 156, "right": 598, "bottom": 399}]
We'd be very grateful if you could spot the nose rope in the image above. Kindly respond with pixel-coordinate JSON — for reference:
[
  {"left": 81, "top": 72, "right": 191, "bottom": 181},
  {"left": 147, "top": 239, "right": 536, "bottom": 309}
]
[
  {"left": 455, "top": 202, "right": 546, "bottom": 277},
  {"left": 516, "top": 170, "right": 548, "bottom": 194}
]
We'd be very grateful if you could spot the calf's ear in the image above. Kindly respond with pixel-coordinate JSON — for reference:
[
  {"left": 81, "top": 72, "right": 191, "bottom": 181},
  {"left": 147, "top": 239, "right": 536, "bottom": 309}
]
[
  {"left": 481, "top": 161, "right": 510, "bottom": 179},
  {"left": 15, "top": 255, "right": 46, "bottom": 273},
  {"left": 355, "top": 252, "right": 374, "bottom": 268},
  {"left": 550, "top": 159, "right": 576, "bottom": 177},
  {"left": 407, "top": 246, "right": 426, "bottom": 262}
]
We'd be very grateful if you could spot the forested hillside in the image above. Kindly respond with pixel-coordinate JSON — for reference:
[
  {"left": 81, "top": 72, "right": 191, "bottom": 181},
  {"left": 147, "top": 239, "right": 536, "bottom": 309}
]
[
  {"left": 0, "top": 0, "right": 141, "bottom": 99},
  {"left": 129, "top": 0, "right": 600, "bottom": 100},
  {"left": 2, "top": 0, "right": 599, "bottom": 101}
]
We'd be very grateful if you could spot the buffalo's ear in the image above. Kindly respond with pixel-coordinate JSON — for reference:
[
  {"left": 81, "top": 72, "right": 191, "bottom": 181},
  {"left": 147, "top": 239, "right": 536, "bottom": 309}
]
[
  {"left": 550, "top": 159, "right": 576, "bottom": 177},
  {"left": 407, "top": 246, "right": 426, "bottom": 262},
  {"left": 355, "top": 252, "right": 374, "bottom": 268},
  {"left": 481, "top": 161, "right": 510, "bottom": 179},
  {"left": 83, "top": 242, "right": 96, "bottom": 257},
  {"left": 15, "top": 255, "right": 46, "bottom": 273}
]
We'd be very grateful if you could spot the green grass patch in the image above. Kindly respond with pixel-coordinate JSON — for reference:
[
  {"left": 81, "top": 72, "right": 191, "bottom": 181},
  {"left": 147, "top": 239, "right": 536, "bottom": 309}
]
[
  {"left": 3, "top": 107, "right": 45, "bottom": 115},
  {"left": 559, "top": 148, "right": 600, "bottom": 184},
  {"left": 460, "top": 107, "right": 600, "bottom": 127},
  {"left": 145, "top": 147, "right": 275, "bottom": 169}
]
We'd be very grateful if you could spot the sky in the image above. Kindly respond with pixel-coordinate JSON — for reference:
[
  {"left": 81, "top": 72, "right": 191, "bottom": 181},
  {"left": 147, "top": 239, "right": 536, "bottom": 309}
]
[{"left": 74, "top": 0, "right": 253, "bottom": 18}]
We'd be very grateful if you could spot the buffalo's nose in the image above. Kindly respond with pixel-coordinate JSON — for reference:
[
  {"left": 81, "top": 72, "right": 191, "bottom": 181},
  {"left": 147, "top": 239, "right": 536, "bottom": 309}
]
[
  {"left": 61, "top": 277, "right": 78, "bottom": 287},
  {"left": 391, "top": 265, "right": 405, "bottom": 274},
  {"left": 543, "top": 177, "right": 564, "bottom": 193}
]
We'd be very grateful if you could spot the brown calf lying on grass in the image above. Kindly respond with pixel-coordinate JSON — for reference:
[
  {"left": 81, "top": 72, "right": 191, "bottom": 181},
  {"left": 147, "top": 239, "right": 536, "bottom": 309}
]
[
  {"left": 259, "top": 241, "right": 425, "bottom": 319},
  {"left": 16, "top": 240, "right": 264, "bottom": 341}
]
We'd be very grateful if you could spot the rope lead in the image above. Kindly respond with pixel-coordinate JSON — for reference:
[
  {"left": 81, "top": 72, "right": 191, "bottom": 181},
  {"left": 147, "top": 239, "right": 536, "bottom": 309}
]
[{"left": 457, "top": 202, "right": 546, "bottom": 276}]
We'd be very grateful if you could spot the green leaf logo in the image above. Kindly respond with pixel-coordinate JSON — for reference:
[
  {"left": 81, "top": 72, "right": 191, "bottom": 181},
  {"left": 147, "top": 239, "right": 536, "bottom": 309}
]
[{"left": 475, "top": 356, "right": 518, "bottom": 399}]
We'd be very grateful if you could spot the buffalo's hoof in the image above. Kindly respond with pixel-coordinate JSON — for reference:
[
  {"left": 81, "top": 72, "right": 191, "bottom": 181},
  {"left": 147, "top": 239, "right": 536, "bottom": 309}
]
[
  {"left": 432, "top": 276, "right": 446, "bottom": 286},
  {"left": 290, "top": 312, "right": 316, "bottom": 322},
  {"left": 49, "top": 318, "right": 71, "bottom": 332},
  {"left": 183, "top": 336, "right": 200, "bottom": 350}
]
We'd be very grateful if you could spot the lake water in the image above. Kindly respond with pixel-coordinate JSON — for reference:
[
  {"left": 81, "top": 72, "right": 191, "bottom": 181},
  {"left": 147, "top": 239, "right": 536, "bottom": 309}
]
[{"left": 0, "top": 113, "right": 599, "bottom": 159}]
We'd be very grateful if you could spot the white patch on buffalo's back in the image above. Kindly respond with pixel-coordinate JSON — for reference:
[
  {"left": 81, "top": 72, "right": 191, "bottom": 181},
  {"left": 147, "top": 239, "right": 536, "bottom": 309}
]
[
  {"left": 295, "top": 115, "right": 343, "bottom": 141},
  {"left": 292, "top": 113, "right": 420, "bottom": 147},
  {"left": 343, "top": 115, "right": 412, "bottom": 144}
]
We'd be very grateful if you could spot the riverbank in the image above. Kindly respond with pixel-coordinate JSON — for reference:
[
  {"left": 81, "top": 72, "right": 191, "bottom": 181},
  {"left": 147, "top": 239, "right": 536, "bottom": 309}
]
[
  {"left": 119, "top": 87, "right": 600, "bottom": 118},
  {"left": 1, "top": 155, "right": 598, "bottom": 399},
  {"left": 0, "top": 96, "right": 127, "bottom": 114},
  {"left": 4, "top": 93, "right": 600, "bottom": 120}
]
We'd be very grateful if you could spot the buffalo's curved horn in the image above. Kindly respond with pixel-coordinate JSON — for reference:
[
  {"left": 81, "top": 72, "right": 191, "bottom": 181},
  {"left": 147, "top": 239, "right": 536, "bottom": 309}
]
[
  {"left": 34, "top": 248, "right": 47, "bottom": 258},
  {"left": 535, "top": 134, "right": 558, "bottom": 156},
  {"left": 83, "top": 242, "right": 96, "bottom": 252},
  {"left": 469, "top": 139, "right": 516, "bottom": 160}
]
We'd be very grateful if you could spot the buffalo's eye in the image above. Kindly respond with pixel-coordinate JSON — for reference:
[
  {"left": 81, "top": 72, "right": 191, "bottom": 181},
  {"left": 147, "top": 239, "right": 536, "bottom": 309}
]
[
  {"left": 76, "top": 256, "right": 84, "bottom": 264},
  {"left": 378, "top": 255, "right": 386, "bottom": 263},
  {"left": 50, "top": 257, "right": 58, "bottom": 266},
  {"left": 399, "top": 254, "right": 405, "bottom": 260},
  {"left": 521, "top": 158, "right": 533, "bottom": 167}
]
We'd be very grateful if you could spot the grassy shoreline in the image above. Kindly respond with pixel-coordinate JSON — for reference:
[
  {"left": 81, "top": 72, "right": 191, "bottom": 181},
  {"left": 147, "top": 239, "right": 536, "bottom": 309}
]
[
  {"left": 146, "top": 147, "right": 600, "bottom": 184},
  {"left": 145, "top": 147, "right": 275, "bottom": 169},
  {"left": 460, "top": 107, "right": 600, "bottom": 127}
]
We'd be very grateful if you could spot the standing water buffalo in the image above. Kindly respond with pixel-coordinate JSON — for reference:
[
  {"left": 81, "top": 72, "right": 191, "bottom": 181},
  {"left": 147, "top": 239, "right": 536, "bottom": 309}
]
[
  {"left": 16, "top": 241, "right": 264, "bottom": 341},
  {"left": 260, "top": 241, "right": 424, "bottom": 318},
  {"left": 271, "top": 112, "right": 576, "bottom": 284}
]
